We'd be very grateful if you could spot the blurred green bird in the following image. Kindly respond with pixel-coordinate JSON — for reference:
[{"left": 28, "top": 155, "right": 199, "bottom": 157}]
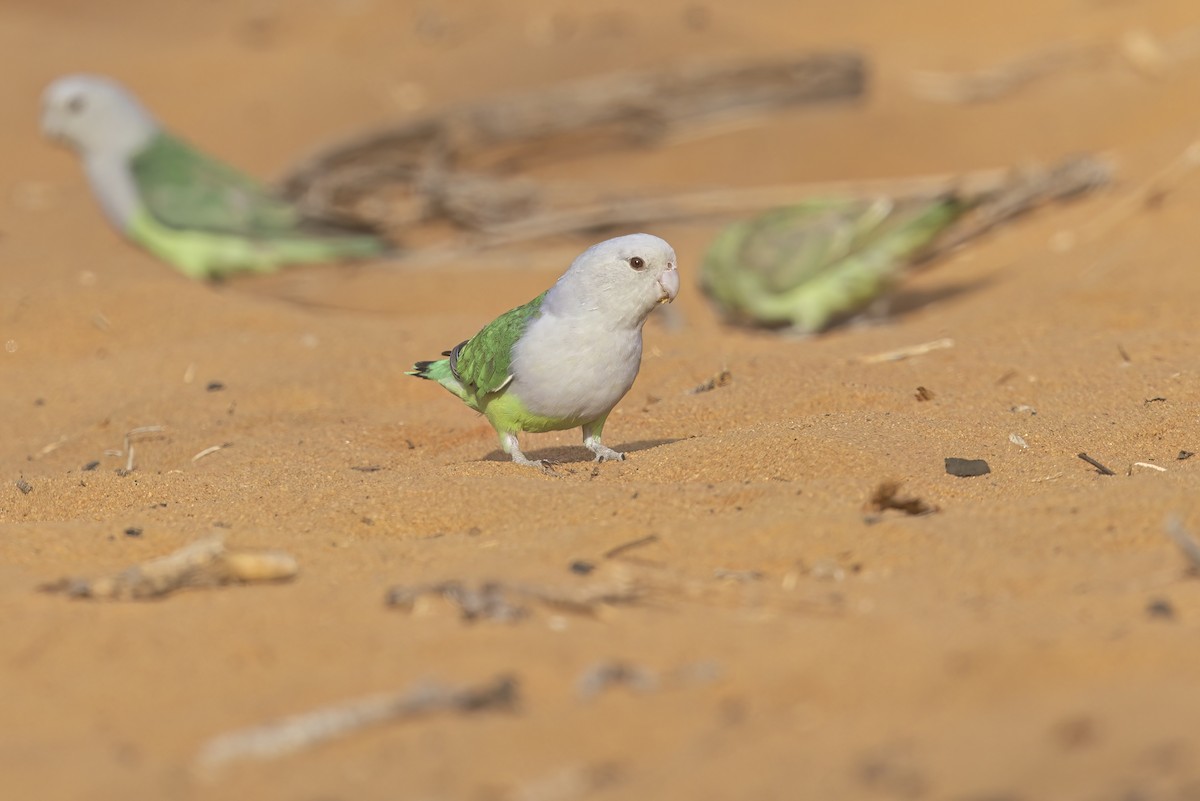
[
  {"left": 700, "top": 195, "right": 965, "bottom": 334},
  {"left": 41, "top": 74, "right": 390, "bottom": 280}
]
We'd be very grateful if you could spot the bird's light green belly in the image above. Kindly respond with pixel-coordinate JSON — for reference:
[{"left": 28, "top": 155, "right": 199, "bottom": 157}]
[
  {"left": 128, "top": 210, "right": 382, "bottom": 280},
  {"left": 129, "top": 210, "right": 267, "bottom": 279},
  {"left": 481, "top": 391, "right": 588, "bottom": 434}
]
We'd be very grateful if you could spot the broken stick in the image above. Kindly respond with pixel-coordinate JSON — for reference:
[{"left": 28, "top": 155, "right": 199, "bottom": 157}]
[
  {"left": 39, "top": 535, "right": 298, "bottom": 600},
  {"left": 194, "top": 674, "right": 518, "bottom": 773},
  {"left": 1165, "top": 516, "right": 1200, "bottom": 575},
  {"left": 385, "top": 575, "right": 643, "bottom": 622},
  {"left": 282, "top": 52, "right": 865, "bottom": 228}
]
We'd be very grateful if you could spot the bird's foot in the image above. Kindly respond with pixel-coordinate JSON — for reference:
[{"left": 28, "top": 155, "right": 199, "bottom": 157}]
[
  {"left": 583, "top": 430, "right": 625, "bottom": 463},
  {"left": 587, "top": 443, "right": 626, "bottom": 463},
  {"left": 505, "top": 436, "right": 556, "bottom": 472},
  {"left": 512, "top": 453, "right": 556, "bottom": 472}
]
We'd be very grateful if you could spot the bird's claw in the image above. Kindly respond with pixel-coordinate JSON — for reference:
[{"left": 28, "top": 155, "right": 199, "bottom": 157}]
[
  {"left": 590, "top": 447, "right": 626, "bottom": 463},
  {"left": 512, "top": 453, "right": 556, "bottom": 473}
]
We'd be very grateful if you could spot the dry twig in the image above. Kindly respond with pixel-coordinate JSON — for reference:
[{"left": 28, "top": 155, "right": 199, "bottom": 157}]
[
  {"left": 284, "top": 52, "right": 865, "bottom": 217},
  {"left": 911, "top": 26, "right": 1200, "bottom": 105},
  {"left": 117, "top": 425, "right": 166, "bottom": 475},
  {"left": 422, "top": 154, "right": 1110, "bottom": 255},
  {"left": 919, "top": 153, "right": 1112, "bottom": 261},
  {"left": 857, "top": 338, "right": 955, "bottom": 364},
  {"left": 191, "top": 443, "right": 230, "bottom": 463},
  {"left": 1165, "top": 516, "right": 1200, "bottom": 575},
  {"left": 40, "top": 535, "right": 298, "bottom": 600},
  {"left": 386, "top": 575, "right": 643, "bottom": 622},
  {"left": 911, "top": 41, "right": 1107, "bottom": 104},
  {"left": 1077, "top": 452, "right": 1116, "bottom": 476},
  {"left": 194, "top": 674, "right": 517, "bottom": 773},
  {"left": 603, "top": 534, "right": 660, "bottom": 560},
  {"left": 1068, "top": 141, "right": 1200, "bottom": 248}
]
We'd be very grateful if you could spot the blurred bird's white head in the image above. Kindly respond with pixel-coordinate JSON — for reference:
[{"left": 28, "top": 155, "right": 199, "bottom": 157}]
[
  {"left": 551, "top": 233, "right": 680, "bottom": 326},
  {"left": 40, "top": 75, "right": 159, "bottom": 159}
]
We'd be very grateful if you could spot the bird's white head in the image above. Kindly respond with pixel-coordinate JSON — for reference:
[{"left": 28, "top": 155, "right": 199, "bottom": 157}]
[
  {"left": 40, "top": 74, "right": 159, "bottom": 160},
  {"left": 549, "top": 233, "right": 680, "bottom": 326}
]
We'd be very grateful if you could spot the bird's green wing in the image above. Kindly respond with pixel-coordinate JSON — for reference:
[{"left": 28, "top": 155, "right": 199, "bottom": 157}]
[
  {"left": 702, "top": 196, "right": 965, "bottom": 329},
  {"left": 452, "top": 291, "right": 548, "bottom": 397},
  {"left": 730, "top": 198, "right": 928, "bottom": 291},
  {"left": 129, "top": 131, "right": 359, "bottom": 238}
]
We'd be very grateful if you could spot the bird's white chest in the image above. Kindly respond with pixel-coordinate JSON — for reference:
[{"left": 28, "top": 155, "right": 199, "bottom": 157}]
[
  {"left": 84, "top": 156, "right": 142, "bottom": 230},
  {"left": 509, "top": 312, "right": 643, "bottom": 422}
]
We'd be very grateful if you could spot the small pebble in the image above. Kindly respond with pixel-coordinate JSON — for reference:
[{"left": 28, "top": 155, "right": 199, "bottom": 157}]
[
  {"left": 1146, "top": 598, "right": 1175, "bottom": 620},
  {"left": 682, "top": 3, "right": 711, "bottom": 30},
  {"left": 945, "top": 457, "right": 991, "bottom": 478}
]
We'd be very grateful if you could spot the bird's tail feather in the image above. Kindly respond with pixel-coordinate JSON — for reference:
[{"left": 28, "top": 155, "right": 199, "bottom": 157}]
[{"left": 407, "top": 358, "right": 469, "bottom": 402}]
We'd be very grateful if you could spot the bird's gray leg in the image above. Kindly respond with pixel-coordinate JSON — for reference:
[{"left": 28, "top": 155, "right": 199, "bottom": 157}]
[
  {"left": 582, "top": 416, "right": 624, "bottom": 462},
  {"left": 501, "top": 432, "right": 553, "bottom": 471}
]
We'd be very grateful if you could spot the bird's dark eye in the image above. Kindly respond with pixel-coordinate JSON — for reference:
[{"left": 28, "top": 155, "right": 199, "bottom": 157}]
[
  {"left": 629, "top": 256, "right": 646, "bottom": 270},
  {"left": 66, "top": 95, "right": 87, "bottom": 114}
]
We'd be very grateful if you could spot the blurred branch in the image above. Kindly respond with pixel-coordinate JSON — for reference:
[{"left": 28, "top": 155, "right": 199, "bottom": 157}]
[
  {"left": 911, "top": 24, "right": 1200, "bottom": 104},
  {"left": 281, "top": 52, "right": 866, "bottom": 231},
  {"left": 910, "top": 41, "right": 1106, "bottom": 104},
  {"left": 279, "top": 50, "right": 1115, "bottom": 257},
  {"left": 194, "top": 674, "right": 518, "bottom": 774},
  {"left": 920, "top": 152, "right": 1114, "bottom": 260},
  {"left": 422, "top": 152, "right": 1113, "bottom": 257}
]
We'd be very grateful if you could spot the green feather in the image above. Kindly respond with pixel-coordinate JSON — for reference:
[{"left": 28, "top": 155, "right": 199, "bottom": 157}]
[
  {"left": 408, "top": 291, "right": 548, "bottom": 413},
  {"left": 701, "top": 196, "right": 966, "bottom": 333},
  {"left": 128, "top": 132, "right": 388, "bottom": 277},
  {"left": 407, "top": 358, "right": 468, "bottom": 401},
  {"left": 453, "top": 291, "right": 547, "bottom": 397},
  {"left": 131, "top": 132, "right": 302, "bottom": 235}
]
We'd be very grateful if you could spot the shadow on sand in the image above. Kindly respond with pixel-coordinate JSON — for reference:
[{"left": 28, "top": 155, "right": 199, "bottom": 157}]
[
  {"left": 482, "top": 437, "right": 683, "bottom": 465},
  {"left": 883, "top": 275, "right": 994, "bottom": 321}
]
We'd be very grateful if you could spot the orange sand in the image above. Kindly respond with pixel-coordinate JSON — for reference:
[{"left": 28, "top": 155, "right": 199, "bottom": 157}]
[{"left": 5, "top": 1, "right": 1200, "bottom": 799}]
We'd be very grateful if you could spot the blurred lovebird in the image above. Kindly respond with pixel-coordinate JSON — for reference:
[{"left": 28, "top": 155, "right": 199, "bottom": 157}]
[
  {"left": 40, "top": 74, "right": 389, "bottom": 280},
  {"left": 700, "top": 196, "right": 964, "bottom": 334},
  {"left": 409, "top": 233, "right": 679, "bottom": 469}
]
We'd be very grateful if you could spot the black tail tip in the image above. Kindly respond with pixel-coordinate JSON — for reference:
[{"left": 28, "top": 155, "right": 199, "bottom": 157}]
[{"left": 409, "top": 360, "right": 435, "bottom": 378}]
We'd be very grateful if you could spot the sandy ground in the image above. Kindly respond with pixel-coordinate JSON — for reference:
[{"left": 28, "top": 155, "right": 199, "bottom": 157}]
[{"left": 6, "top": 1, "right": 1200, "bottom": 799}]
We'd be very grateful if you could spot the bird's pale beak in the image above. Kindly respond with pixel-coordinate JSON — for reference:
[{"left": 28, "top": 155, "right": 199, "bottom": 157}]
[
  {"left": 40, "top": 115, "right": 61, "bottom": 142},
  {"left": 40, "top": 108, "right": 68, "bottom": 144},
  {"left": 657, "top": 263, "right": 680, "bottom": 304}
]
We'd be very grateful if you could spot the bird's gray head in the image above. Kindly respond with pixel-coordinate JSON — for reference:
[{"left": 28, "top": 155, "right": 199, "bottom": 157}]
[
  {"left": 40, "top": 75, "right": 159, "bottom": 159},
  {"left": 549, "top": 233, "right": 680, "bottom": 326}
]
